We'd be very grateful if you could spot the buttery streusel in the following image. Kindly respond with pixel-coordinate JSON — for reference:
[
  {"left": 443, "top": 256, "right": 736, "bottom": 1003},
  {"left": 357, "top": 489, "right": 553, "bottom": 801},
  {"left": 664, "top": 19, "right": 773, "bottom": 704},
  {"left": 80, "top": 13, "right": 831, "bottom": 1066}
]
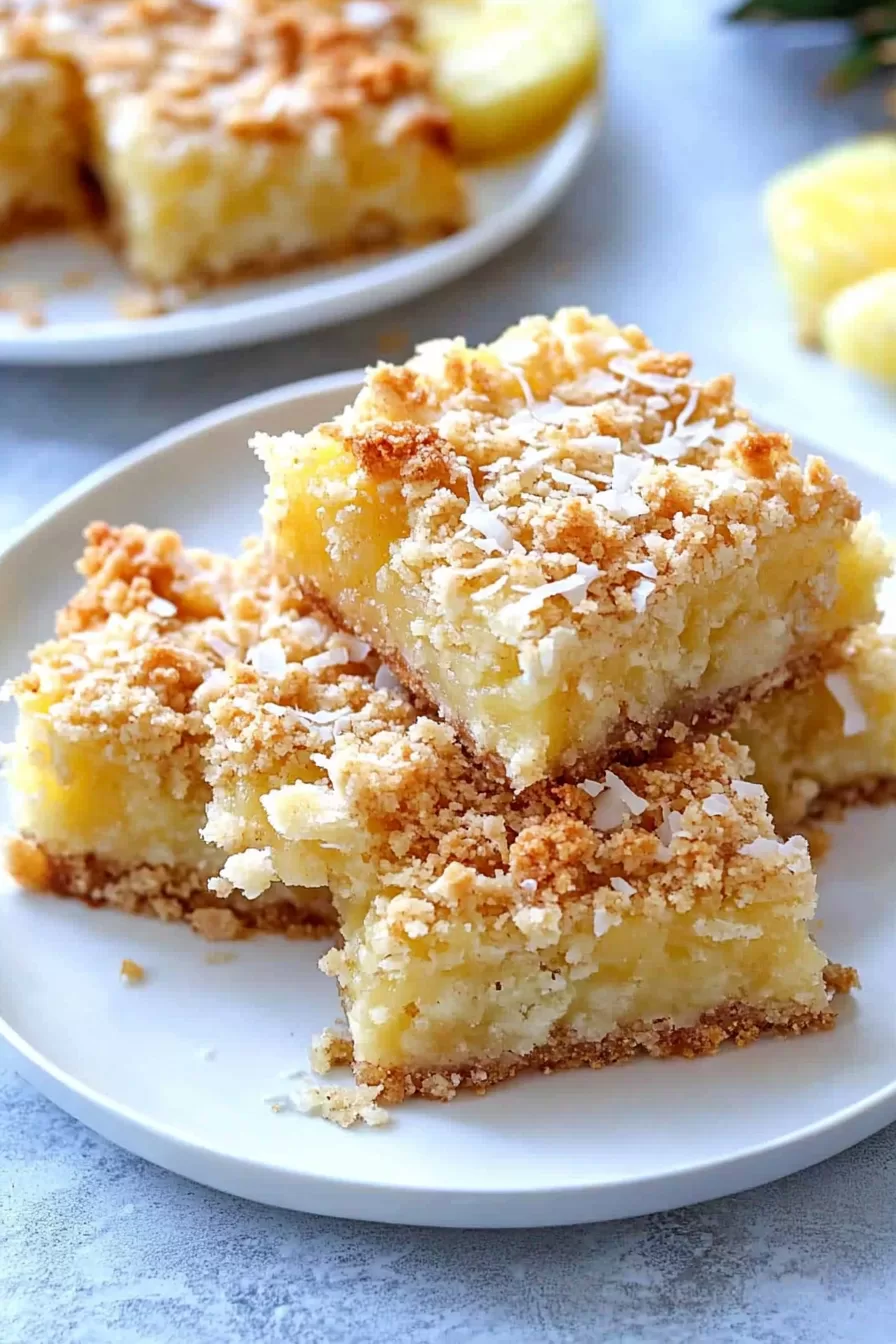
[
  {"left": 258, "top": 307, "right": 873, "bottom": 788},
  {"left": 0, "top": 0, "right": 466, "bottom": 288},
  {"left": 3, "top": 523, "right": 337, "bottom": 939}
]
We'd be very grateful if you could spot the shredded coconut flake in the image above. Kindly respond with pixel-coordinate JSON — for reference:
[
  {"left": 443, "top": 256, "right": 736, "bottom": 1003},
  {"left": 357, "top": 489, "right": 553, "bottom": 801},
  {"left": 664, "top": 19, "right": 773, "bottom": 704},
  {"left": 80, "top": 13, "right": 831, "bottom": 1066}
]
[
  {"left": 609, "top": 876, "right": 636, "bottom": 897},
  {"left": 374, "top": 664, "right": 402, "bottom": 692},
  {"left": 503, "top": 562, "right": 601, "bottom": 625},
  {"left": 701, "top": 793, "right": 732, "bottom": 817},
  {"left": 594, "top": 454, "right": 650, "bottom": 521},
  {"left": 604, "top": 770, "right": 649, "bottom": 816},
  {"left": 460, "top": 469, "right": 518, "bottom": 554},
  {"left": 302, "top": 647, "right": 349, "bottom": 673},
  {"left": 146, "top": 596, "right": 177, "bottom": 617},
  {"left": 338, "top": 635, "right": 371, "bottom": 661},
  {"left": 546, "top": 465, "right": 597, "bottom": 495},
  {"left": 579, "top": 779, "right": 605, "bottom": 798},
  {"left": 472, "top": 575, "right": 509, "bottom": 602},
  {"left": 593, "top": 907, "right": 623, "bottom": 937},
  {"left": 825, "top": 671, "right": 867, "bottom": 737},
  {"left": 732, "top": 779, "right": 765, "bottom": 800},
  {"left": 738, "top": 835, "right": 807, "bottom": 865},
  {"left": 608, "top": 355, "right": 687, "bottom": 392},
  {"left": 248, "top": 638, "right": 288, "bottom": 679},
  {"left": 344, "top": 0, "right": 391, "bottom": 28},
  {"left": 630, "top": 578, "right": 655, "bottom": 613},
  {"left": 628, "top": 560, "right": 658, "bottom": 579},
  {"left": 555, "top": 368, "right": 622, "bottom": 399},
  {"left": 656, "top": 807, "right": 684, "bottom": 855}
]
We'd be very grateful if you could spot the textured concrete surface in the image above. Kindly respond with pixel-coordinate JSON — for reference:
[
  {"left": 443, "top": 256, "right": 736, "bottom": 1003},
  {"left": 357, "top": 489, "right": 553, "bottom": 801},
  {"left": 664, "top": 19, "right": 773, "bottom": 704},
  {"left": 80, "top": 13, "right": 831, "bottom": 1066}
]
[{"left": 3, "top": 2, "right": 896, "bottom": 1339}]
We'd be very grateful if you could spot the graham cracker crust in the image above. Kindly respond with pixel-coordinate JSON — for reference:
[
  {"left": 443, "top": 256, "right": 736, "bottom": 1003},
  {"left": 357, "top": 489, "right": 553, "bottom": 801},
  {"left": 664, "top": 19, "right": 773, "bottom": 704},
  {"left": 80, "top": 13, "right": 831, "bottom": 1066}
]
[
  {"left": 6, "top": 835, "right": 337, "bottom": 942},
  {"left": 809, "top": 775, "right": 896, "bottom": 824},
  {"left": 357, "top": 969, "right": 858, "bottom": 1104},
  {"left": 0, "top": 203, "right": 83, "bottom": 246}
]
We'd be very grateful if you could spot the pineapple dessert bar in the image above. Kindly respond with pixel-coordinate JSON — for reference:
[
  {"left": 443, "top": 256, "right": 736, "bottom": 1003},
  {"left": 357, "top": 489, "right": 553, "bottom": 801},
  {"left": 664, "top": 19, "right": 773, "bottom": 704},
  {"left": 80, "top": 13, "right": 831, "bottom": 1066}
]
[
  {"left": 258, "top": 308, "right": 869, "bottom": 789},
  {"left": 733, "top": 623, "right": 896, "bottom": 836},
  {"left": 205, "top": 636, "right": 858, "bottom": 1104},
  {"left": 3, "top": 523, "right": 338, "bottom": 940},
  {"left": 0, "top": 0, "right": 466, "bottom": 288}
]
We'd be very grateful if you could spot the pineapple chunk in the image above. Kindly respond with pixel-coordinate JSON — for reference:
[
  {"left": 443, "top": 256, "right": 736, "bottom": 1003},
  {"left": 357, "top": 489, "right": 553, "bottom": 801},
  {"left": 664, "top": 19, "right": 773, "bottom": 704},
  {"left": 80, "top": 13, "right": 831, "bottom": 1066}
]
[
  {"left": 764, "top": 136, "right": 896, "bottom": 343},
  {"left": 823, "top": 269, "right": 896, "bottom": 385},
  {"left": 417, "top": 0, "right": 602, "bottom": 160}
]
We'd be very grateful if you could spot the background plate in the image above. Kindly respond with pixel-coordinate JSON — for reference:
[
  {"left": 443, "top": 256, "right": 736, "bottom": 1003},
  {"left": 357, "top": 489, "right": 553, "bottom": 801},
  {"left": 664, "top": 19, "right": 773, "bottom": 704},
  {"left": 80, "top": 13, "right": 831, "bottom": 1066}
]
[
  {"left": 0, "top": 99, "right": 598, "bottom": 366},
  {"left": 3, "top": 373, "right": 896, "bottom": 1228}
]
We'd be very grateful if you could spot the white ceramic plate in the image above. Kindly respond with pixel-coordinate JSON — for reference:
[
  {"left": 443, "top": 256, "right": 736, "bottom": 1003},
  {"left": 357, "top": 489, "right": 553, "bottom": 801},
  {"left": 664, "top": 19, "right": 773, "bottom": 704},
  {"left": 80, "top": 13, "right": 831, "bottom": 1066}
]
[
  {"left": 0, "top": 98, "right": 598, "bottom": 366},
  {"left": 3, "top": 373, "right": 896, "bottom": 1229}
]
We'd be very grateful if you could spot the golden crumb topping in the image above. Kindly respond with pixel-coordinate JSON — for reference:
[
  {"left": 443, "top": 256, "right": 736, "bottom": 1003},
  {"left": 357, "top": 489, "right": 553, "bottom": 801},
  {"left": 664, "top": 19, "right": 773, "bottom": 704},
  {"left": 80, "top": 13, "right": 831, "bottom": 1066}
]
[
  {"left": 206, "top": 601, "right": 816, "bottom": 922},
  {"left": 0, "top": 0, "right": 451, "bottom": 146},
  {"left": 6, "top": 523, "right": 324, "bottom": 770},
  {"left": 260, "top": 308, "right": 859, "bottom": 646}
]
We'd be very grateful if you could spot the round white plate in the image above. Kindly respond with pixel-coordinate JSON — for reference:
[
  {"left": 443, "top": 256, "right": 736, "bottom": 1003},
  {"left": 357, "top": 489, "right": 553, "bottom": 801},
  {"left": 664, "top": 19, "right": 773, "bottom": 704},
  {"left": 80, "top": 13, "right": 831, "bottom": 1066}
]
[
  {"left": 3, "top": 373, "right": 896, "bottom": 1229},
  {"left": 0, "top": 98, "right": 598, "bottom": 366}
]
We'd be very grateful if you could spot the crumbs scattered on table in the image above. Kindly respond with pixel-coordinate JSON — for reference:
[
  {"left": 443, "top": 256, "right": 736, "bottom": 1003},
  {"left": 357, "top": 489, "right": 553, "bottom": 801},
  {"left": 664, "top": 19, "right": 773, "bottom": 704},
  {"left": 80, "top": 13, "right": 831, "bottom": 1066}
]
[
  {"left": 204, "top": 948, "right": 237, "bottom": 965},
  {"left": 309, "top": 1027, "right": 353, "bottom": 1075},
  {"left": 115, "top": 284, "right": 190, "bottom": 321},
  {"left": 62, "top": 269, "right": 94, "bottom": 291},
  {"left": 294, "top": 1080, "right": 389, "bottom": 1129},
  {"left": 119, "top": 957, "right": 145, "bottom": 986},
  {"left": 0, "top": 283, "right": 45, "bottom": 328}
]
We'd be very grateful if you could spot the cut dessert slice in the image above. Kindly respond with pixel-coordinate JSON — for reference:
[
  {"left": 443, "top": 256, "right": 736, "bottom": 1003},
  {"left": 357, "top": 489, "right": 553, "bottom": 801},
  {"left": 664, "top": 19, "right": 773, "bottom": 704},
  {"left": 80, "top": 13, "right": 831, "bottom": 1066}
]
[
  {"left": 258, "top": 307, "right": 869, "bottom": 789},
  {"left": 0, "top": 52, "right": 88, "bottom": 238},
  {"left": 734, "top": 623, "right": 896, "bottom": 836},
  {"left": 206, "top": 649, "right": 854, "bottom": 1100},
  {"left": 2, "top": 522, "right": 339, "bottom": 940},
  {"left": 203, "top": 624, "right": 860, "bottom": 1104},
  {"left": 0, "top": 0, "right": 466, "bottom": 286}
]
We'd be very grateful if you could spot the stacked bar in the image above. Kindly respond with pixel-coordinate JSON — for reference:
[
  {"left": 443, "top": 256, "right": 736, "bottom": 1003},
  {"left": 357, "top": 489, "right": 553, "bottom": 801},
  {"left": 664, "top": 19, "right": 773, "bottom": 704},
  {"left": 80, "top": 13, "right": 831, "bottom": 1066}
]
[{"left": 6, "top": 309, "right": 896, "bottom": 1105}]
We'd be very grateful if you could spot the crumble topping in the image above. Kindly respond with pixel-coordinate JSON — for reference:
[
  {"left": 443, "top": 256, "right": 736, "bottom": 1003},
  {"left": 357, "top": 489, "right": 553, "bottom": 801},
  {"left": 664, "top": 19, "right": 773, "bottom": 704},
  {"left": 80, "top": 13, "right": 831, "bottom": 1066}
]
[
  {"left": 293, "top": 1080, "right": 389, "bottom": 1128},
  {"left": 824, "top": 670, "right": 868, "bottom": 737},
  {"left": 261, "top": 310, "right": 859, "bottom": 653},
  {"left": 0, "top": 0, "right": 450, "bottom": 148},
  {"left": 206, "top": 604, "right": 817, "bottom": 926},
  {"left": 309, "top": 1027, "right": 354, "bottom": 1073},
  {"left": 119, "top": 956, "right": 145, "bottom": 984}
]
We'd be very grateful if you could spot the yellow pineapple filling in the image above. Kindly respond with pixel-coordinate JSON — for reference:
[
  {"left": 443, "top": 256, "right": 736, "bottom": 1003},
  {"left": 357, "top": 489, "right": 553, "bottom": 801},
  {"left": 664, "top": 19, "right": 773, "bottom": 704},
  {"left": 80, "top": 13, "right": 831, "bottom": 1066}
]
[
  {"left": 10, "top": 691, "right": 212, "bottom": 870},
  {"left": 734, "top": 625, "right": 896, "bottom": 833},
  {"left": 95, "top": 114, "right": 467, "bottom": 286},
  {"left": 330, "top": 897, "right": 828, "bottom": 1072}
]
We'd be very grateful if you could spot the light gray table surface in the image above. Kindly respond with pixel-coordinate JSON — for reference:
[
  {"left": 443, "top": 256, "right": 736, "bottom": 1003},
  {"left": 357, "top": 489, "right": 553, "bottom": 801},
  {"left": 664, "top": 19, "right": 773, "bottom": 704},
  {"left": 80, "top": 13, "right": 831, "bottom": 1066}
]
[{"left": 3, "top": 2, "right": 896, "bottom": 1340}]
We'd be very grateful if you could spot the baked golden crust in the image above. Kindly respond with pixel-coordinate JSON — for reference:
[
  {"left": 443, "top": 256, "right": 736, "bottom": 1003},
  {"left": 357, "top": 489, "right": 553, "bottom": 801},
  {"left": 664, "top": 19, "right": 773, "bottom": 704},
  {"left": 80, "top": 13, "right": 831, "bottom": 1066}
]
[
  {"left": 6, "top": 834, "right": 336, "bottom": 939},
  {"left": 357, "top": 987, "right": 854, "bottom": 1104}
]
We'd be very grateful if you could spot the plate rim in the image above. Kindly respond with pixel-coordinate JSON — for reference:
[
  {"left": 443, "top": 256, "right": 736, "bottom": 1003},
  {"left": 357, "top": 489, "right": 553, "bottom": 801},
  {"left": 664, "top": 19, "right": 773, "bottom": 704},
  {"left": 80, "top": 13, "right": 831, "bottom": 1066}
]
[
  {"left": 0, "top": 96, "right": 600, "bottom": 366},
  {"left": 4, "top": 370, "right": 896, "bottom": 1227}
]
